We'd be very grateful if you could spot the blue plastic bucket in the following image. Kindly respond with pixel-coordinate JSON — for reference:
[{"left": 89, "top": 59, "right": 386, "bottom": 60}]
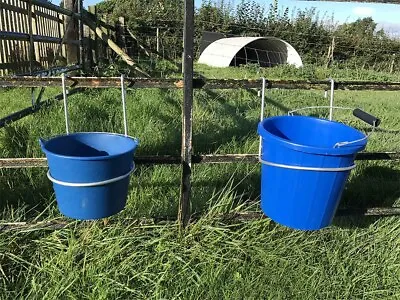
[
  {"left": 258, "top": 115, "right": 367, "bottom": 230},
  {"left": 40, "top": 132, "right": 139, "bottom": 220}
]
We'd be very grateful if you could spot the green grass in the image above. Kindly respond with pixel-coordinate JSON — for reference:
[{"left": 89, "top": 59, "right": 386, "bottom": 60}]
[
  {"left": 0, "top": 65, "right": 400, "bottom": 298},
  {"left": 195, "top": 63, "right": 400, "bottom": 81}
]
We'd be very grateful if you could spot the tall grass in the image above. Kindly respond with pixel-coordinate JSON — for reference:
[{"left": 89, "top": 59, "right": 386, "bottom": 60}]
[{"left": 0, "top": 65, "right": 400, "bottom": 298}]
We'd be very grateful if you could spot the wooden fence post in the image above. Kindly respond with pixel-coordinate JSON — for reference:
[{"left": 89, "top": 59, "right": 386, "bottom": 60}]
[
  {"left": 58, "top": 13, "right": 66, "bottom": 61},
  {"left": 77, "top": 0, "right": 84, "bottom": 69},
  {"left": 115, "top": 17, "right": 126, "bottom": 52},
  {"left": 0, "top": 3, "right": 4, "bottom": 76},
  {"left": 28, "top": 0, "right": 34, "bottom": 74},
  {"left": 87, "top": 5, "right": 98, "bottom": 65},
  {"left": 31, "top": 3, "right": 40, "bottom": 67},
  {"left": 64, "top": 0, "right": 78, "bottom": 64}
]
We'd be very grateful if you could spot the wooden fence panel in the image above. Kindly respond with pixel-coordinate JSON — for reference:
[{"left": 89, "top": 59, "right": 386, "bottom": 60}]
[{"left": 0, "top": 0, "right": 68, "bottom": 74}]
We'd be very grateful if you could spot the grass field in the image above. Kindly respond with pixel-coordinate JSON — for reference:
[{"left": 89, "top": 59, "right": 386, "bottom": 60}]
[{"left": 0, "top": 65, "right": 400, "bottom": 299}]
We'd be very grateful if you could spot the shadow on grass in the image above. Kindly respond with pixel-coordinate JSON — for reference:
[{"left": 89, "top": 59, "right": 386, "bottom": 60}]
[
  {"left": 192, "top": 89, "right": 258, "bottom": 154},
  {"left": 132, "top": 163, "right": 261, "bottom": 217},
  {"left": 137, "top": 89, "right": 261, "bottom": 155},
  {"left": 0, "top": 169, "right": 54, "bottom": 219},
  {"left": 247, "top": 89, "right": 293, "bottom": 115},
  {"left": 0, "top": 124, "right": 54, "bottom": 218},
  {"left": 191, "top": 169, "right": 261, "bottom": 214},
  {"left": 127, "top": 88, "right": 299, "bottom": 156},
  {"left": 333, "top": 164, "right": 400, "bottom": 228}
]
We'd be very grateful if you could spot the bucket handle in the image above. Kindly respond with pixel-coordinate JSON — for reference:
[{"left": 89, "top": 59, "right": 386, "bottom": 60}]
[
  {"left": 257, "top": 78, "right": 380, "bottom": 170},
  {"left": 287, "top": 106, "right": 380, "bottom": 148},
  {"left": 61, "top": 73, "right": 130, "bottom": 137},
  {"left": 258, "top": 90, "right": 358, "bottom": 171}
]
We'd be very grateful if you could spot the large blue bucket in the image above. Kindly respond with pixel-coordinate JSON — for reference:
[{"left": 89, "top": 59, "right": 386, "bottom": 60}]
[
  {"left": 40, "top": 132, "right": 139, "bottom": 220},
  {"left": 258, "top": 115, "right": 368, "bottom": 230}
]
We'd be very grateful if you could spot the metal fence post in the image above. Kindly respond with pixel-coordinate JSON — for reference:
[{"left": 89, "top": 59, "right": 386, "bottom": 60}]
[{"left": 178, "top": 0, "right": 194, "bottom": 229}]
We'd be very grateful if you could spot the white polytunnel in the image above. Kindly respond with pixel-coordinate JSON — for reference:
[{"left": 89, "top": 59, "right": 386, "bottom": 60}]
[{"left": 198, "top": 36, "right": 303, "bottom": 68}]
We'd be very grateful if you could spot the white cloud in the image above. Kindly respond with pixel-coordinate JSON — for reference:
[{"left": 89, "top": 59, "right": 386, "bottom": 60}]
[{"left": 352, "top": 7, "right": 375, "bottom": 17}]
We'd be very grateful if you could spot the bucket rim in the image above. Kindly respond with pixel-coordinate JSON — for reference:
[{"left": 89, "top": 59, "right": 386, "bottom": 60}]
[
  {"left": 258, "top": 115, "right": 367, "bottom": 155},
  {"left": 40, "top": 131, "right": 139, "bottom": 161}
]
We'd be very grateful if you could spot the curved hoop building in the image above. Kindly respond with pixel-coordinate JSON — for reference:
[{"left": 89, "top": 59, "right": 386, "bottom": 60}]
[{"left": 198, "top": 37, "right": 303, "bottom": 68}]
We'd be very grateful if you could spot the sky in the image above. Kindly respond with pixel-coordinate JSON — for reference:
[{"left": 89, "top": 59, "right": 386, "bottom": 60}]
[{"left": 78, "top": 0, "right": 400, "bottom": 35}]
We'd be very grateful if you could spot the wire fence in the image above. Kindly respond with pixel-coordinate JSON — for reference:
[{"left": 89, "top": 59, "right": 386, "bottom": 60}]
[{"left": 119, "top": 21, "right": 400, "bottom": 75}]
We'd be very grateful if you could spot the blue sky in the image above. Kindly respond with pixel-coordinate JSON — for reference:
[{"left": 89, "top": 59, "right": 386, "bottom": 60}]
[{"left": 79, "top": 0, "right": 400, "bottom": 34}]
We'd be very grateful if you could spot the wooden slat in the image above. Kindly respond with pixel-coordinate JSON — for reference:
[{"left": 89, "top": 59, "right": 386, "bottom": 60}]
[
  {"left": 15, "top": 0, "right": 24, "bottom": 68},
  {"left": 47, "top": 9, "right": 54, "bottom": 38},
  {"left": 19, "top": 0, "right": 28, "bottom": 33},
  {"left": 31, "top": 4, "right": 40, "bottom": 68},
  {"left": 4, "top": 0, "right": 12, "bottom": 74},
  {"left": 20, "top": 1, "right": 30, "bottom": 68},
  {"left": 11, "top": 0, "right": 22, "bottom": 73},
  {"left": 8, "top": 0, "right": 16, "bottom": 69},
  {"left": 19, "top": 0, "right": 28, "bottom": 71},
  {"left": 34, "top": 9, "right": 63, "bottom": 23},
  {"left": 0, "top": 9, "right": 5, "bottom": 75},
  {"left": 40, "top": 7, "right": 48, "bottom": 68},
  {"left": 37, "top": 6, "right": 44, "bottom": 35},
  {"left": 0, "top": 2, "right": 29, "bottom": 16},
  {"left": 43, "top": 7, "right": 50, "bottom": 37}
]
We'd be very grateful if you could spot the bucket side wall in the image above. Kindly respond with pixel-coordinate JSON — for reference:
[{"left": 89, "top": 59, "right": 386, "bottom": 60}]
[
  {"left": 46, "top": 151, "right": 134, "bottom": 183},
  {"left": 53, "top": 177, "right": 130, "bottom": 220},
  {"left": 260, "top": 164, "right": 351, "bottom": 230}
]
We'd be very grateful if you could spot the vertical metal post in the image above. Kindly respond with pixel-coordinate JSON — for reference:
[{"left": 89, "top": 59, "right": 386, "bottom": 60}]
[
  {"left": 120, "top": 75, "right": 128, "bottom": 137},
  {"left": 259, "top": 78, "right": 266, "bottom": 157},
  {"left": 62, "top": 73, "right": 70, "bottom": 134},
  {"left": 329, "top": 78, "right": 335, "bottom": 121},
  {"left": 178, "top": 0, "right": 194, "bottom": 228}
]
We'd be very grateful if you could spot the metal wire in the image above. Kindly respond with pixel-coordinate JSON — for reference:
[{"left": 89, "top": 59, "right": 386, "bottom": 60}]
[
  {"left": 329, "top": 78, "right": 334, "bottom": 121},
  {"left": 61, "top": 73, "right": 70, "bottom": 134},
  {"left": 259, "top": 77, "right": 266, "bottom": 157},
  {"left": 120, "top": 74, "right": 128, "bottom": 136}
]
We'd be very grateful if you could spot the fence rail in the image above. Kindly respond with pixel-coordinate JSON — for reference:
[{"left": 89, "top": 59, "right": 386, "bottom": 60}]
[
  {"left": 1, "top": 152, "right": 400, "bottom": 169},
  {"left": 1, "top": 76, "right": 400, "bottom": 90}
]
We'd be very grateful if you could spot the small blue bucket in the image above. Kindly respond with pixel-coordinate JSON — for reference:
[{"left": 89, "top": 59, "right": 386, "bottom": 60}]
[
  {"left": 40, "top": 133, "right": 139, "bottom": 220},
  {"left": 40, "top": 74, "right": 140, "bottom": 220},
  {"left": 257, "top": 115, "right": 368, "bottom": 230}
]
